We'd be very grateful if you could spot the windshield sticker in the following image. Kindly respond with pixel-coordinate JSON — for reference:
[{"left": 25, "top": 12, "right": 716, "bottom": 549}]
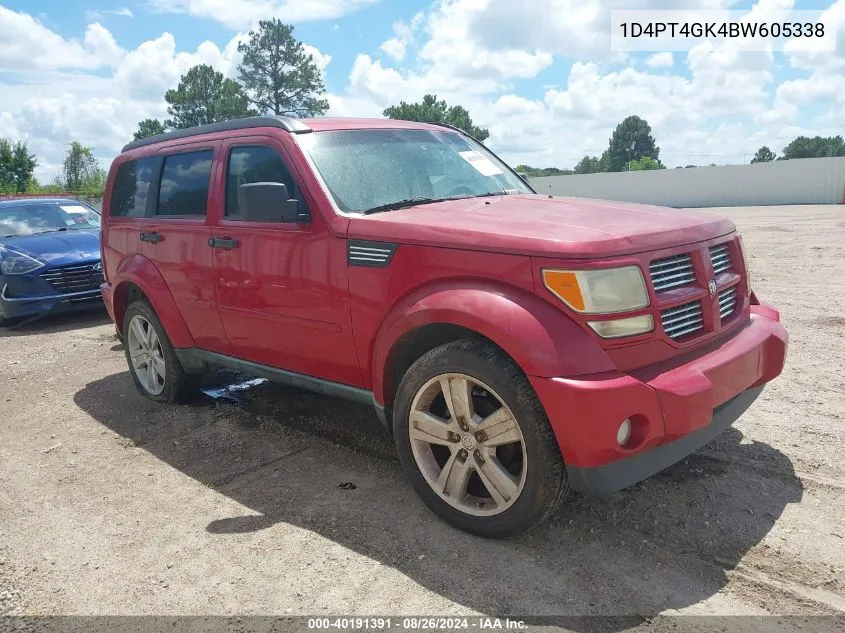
[
  {"left": 60, "top": 205, "right": 99, "bottom": 225},
  {"left": 458, "top": 151, "right": 503, "bottom": 177},
  {"left": 59, "top": 205, "right": 90, "bottom": 214}
]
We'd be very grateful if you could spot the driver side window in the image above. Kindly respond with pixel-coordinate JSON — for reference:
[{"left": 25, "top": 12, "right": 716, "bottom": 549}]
[{"left": 226, "top": 145, "right": 297, "bottom": 218}]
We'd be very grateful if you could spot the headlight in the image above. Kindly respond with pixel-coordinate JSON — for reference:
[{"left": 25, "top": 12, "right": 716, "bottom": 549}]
[
  {"left": 0, "top": 248, "right": 45, "bottom": 275},
  {"left": 542, "top": 266, "right": 649, "bottom": 314}
]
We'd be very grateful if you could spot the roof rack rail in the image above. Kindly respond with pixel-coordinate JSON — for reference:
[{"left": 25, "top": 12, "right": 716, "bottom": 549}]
[{"left": 121, "top": 115, "right": 312, "bottom": 152}]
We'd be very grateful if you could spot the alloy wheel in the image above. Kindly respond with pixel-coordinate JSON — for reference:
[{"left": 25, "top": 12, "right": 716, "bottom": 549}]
[
  {"left": 127, "top": 315, "right": 166, "bottom": 396},
  {"left": 408, "top": 373, "right": 528, "bottom": 516}
]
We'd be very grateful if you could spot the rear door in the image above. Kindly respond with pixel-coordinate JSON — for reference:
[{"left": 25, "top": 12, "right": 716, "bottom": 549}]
[
  {"left": 209, "top": 135, "right": 361, "bottom": 387},
  {"left": 141, "top": 143, "right": 227, "bottom": 352}
]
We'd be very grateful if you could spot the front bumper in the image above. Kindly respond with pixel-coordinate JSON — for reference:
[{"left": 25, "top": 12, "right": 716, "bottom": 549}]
[
  {"left": 530, "top": 304, "right": 788, "bottom": 495},
  {"left": 0, "top": 285, "right": 103, "bottom": 319},
  {"left": 566, "top": 386, "right": 762, "bottom": 494}
]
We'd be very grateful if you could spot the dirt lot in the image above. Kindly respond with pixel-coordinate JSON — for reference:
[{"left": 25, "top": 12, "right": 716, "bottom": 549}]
[{"left": 1, "top": 205, "right": 844, "bottom": 626}]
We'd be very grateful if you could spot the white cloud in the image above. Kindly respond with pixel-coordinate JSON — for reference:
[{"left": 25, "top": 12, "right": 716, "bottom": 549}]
[
  {"left": 379, "top": 15, "right": 423, "bottom": 62},
  {"left": 4, "top": 0, "right": 845, "bottom": 185},
  {"left": 83, "top": 23, "right": 124, "bottom": 66},
  {"left": 145, "top": 0, "right": 379, "bottom": 29},
  {"left": 380, "top": 38, "right": 406, "bottom": 62},
  {"left": 303, "top": 44, "right": 332, "bottom": 73},
  {"left": 330, "top": 0, "right": 844, "bottom": 172},
  {"left": 85, "top": 7, "right": 134, "bottom": 20},
  {"left": 0, "top": 6, "right": 105, "bottom": 70},
  {"left": 0, "top": 10, "right": 330, "bottom": 180},
  {"left": 645, "top": 52, "right": 673, "bottom": 68}
]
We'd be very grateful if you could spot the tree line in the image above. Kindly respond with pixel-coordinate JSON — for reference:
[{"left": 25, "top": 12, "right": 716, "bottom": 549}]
[
  {"left": 750, "top": 136, "right": 845, "bottom": 163},
  {"left": 0, "top": 139, "right": 106, "bottom": 196},
  {"left": 515, "top": 115, "right": 665, "bottom": 177},
  {"left": 516, "top": 115, "right": 845, "bottom": 177},
  {"left": 5, "top": 17, "right": 842, "bottom": 196}
]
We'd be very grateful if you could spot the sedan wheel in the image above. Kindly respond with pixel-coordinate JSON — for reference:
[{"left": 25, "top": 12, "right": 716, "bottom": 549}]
[
  {"left": 409, "top": 373, "right": 528, "bottom": 516},
  {"left": 127, "top": 314, "right": 166, "bottom": 396}
]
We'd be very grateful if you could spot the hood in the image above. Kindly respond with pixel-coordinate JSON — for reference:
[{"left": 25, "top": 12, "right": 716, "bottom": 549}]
[
  {"left": 347, "top": 194, "right": 735, "bottom": 259},
  {"left": 0, "top": 229, "right": 101, "bottom": 266}
]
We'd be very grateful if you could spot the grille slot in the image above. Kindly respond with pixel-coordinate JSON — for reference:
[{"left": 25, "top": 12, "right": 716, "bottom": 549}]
[
  {"left": 709, "top": 244, "right": 732, "bottom": 275},
  {"left": 718, "top": 287, "right": 738, "bottom": 320},
  {"left": 649, "top": 253, "right": 695, "bottom": 292},
  {"left": 40, "top": 261, "right": 103, "bottom": 294},
  {"left": 661, "top": 300, "right": 704, "bottom": 339}
]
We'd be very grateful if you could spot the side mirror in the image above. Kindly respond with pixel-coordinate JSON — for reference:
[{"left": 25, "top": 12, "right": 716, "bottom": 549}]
[{"left": 238, "top": 182, "right": 308, "bottom": 223}]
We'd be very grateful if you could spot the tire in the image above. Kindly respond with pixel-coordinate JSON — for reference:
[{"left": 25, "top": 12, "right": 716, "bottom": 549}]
[
  {"left": 393, "top": 339, "right": 571, "bottom": 538},
  {"left": 123, "top": 300, "right": 196, "bottom": 403},
  {"left": 0, "top": 316, "right": 22, "bottom": 327}
]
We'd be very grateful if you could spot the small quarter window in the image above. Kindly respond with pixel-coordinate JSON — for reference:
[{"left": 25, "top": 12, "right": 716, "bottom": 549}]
[{"left": 110, "top": 157, "right": 155, "bottom": 217}]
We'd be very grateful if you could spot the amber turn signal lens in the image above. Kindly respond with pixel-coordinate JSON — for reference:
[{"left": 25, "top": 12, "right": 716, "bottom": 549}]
[{"left": 542, "top": 270, "right": 585, "bottom": 311}]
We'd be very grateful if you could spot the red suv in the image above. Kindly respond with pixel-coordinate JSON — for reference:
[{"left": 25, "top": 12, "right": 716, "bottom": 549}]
[{"left": 100, "top": 116, "right": 788, "bottom": 537}]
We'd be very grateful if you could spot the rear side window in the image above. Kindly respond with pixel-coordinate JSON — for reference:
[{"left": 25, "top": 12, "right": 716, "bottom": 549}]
[
  {"left": 226, "top": 146, "right": 296, "bottom": 218},
  {"left": 157, "top": 150, "right": 213, "bottom": 216},
  {"left": 110, "top": 157, "right": 155, "bottom": 217}
]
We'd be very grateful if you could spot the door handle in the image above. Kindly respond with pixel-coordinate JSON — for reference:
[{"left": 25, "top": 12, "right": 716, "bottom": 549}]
[
  {"left": 140, "top": 232, "right": 162, "bottom": 244},
  {"left": 209, "top": 237, "right": 240, "bottom": 250}
]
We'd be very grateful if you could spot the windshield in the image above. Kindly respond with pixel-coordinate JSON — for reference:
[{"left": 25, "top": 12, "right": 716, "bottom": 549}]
[
  {"left": 297, "top": 129, "right": 532, "bottom": 213},
  {"left": 0, "top": 202, "right": 101, "bottom": 237}
]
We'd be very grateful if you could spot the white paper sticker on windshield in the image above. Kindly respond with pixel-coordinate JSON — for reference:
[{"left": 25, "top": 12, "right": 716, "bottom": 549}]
[
  {"left": 59, "top": 205, "right": 90, "bottom": 214},
  {"left": 459, "top": 151, "right": 503, "bottom": 177}
]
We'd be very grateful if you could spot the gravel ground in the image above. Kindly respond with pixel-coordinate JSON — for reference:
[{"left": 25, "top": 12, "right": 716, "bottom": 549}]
[{"left": 0, "top": 205, "right": 843, "bottom": 628}]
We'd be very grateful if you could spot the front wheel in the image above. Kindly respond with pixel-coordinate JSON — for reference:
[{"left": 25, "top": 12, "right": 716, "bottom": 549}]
[
  {"left": 393, "top": 339, "right": 570, "bottom": 538},
  {"left": 0, "top": 315, "right": 23, "bottom": 327}
]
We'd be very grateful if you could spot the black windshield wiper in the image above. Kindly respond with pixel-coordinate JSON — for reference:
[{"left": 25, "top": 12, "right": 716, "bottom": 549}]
[
  {"left": 363, "top": 197, "right": 437, "bottom": 215},
  {"left": 474, "top": 189, "right": 519, "bottom": 197},
  {"left": 32, "top": 228, "right": 69, "bottom": 235},
  {"left": 439, "top": 190, "right": 518, "bottom": 202}
]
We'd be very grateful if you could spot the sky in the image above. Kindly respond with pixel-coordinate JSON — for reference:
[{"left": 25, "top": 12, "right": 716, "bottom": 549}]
[{"left": 0, "top": 0, "right": 843, "bottom": 181}]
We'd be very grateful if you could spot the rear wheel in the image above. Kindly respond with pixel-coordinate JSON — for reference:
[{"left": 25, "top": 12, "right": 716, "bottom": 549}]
[
  {"left": 123, "top": 300, "right": 196, "bottom": 403},
  {"left": 393, "top": 339, "right": 570, "bottom": 538}
]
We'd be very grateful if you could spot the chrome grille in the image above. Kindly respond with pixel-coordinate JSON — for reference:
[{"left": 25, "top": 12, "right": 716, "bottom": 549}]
[
  {"left": 718, "top": 287, "right": 738, "bottom": 320},
  {"left": 649, "top": 253, "right": 695, "bottom": 292},
  {"left": 661, "top": 301, "right": 704, "bottom": 339},
  {"left": 709, "top": 244, "right": 732, "bottom": 275},
  {"left": 40, "top": 261, "right": 103, "bottom": 294}
]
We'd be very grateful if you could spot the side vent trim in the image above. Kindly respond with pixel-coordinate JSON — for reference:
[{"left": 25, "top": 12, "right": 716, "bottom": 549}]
[{"left": 348, "top": 240, "right": 398, "bottom": 268}]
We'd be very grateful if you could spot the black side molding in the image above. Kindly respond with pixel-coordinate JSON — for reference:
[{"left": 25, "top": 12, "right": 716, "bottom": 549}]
[
  {"left": 348, "top": 240, "right": 398, "bottom": 268},
  {"left": 176, "top": 348, "right": 374, "bottom": 405}
]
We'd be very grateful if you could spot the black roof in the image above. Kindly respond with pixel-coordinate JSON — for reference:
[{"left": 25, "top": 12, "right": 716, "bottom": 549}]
[{"left": 121, "top": 115, "right": 312, "bottom": 153}]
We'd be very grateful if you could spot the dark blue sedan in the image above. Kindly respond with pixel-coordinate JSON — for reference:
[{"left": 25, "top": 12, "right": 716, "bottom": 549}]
[{"left": 0, "top": 198, "right": 104, "bottom": 326}]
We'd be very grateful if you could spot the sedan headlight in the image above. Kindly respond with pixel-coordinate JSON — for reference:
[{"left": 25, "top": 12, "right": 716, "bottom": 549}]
[
  {"left": 542, "top": 266, "right": 650, "bottom": 314},
  {"left": 0, "top": 248, "right": 45, "bottom": 275}
]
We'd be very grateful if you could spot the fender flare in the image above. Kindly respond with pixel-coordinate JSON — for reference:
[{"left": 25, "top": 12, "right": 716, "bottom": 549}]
[
  {"left": 371, "top": 282, "right": 615, "bottom": 406},
  {"left": 111, "top": 254, "right": 195, "bottom": 348}
]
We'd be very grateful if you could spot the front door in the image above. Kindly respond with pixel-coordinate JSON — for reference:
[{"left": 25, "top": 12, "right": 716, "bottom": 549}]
[
  {"left": 140, "top": 143, "right": 227, "bottom": 352},
  {"left": 209, "top": 136, "right": 362, "bottom": 387}
]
